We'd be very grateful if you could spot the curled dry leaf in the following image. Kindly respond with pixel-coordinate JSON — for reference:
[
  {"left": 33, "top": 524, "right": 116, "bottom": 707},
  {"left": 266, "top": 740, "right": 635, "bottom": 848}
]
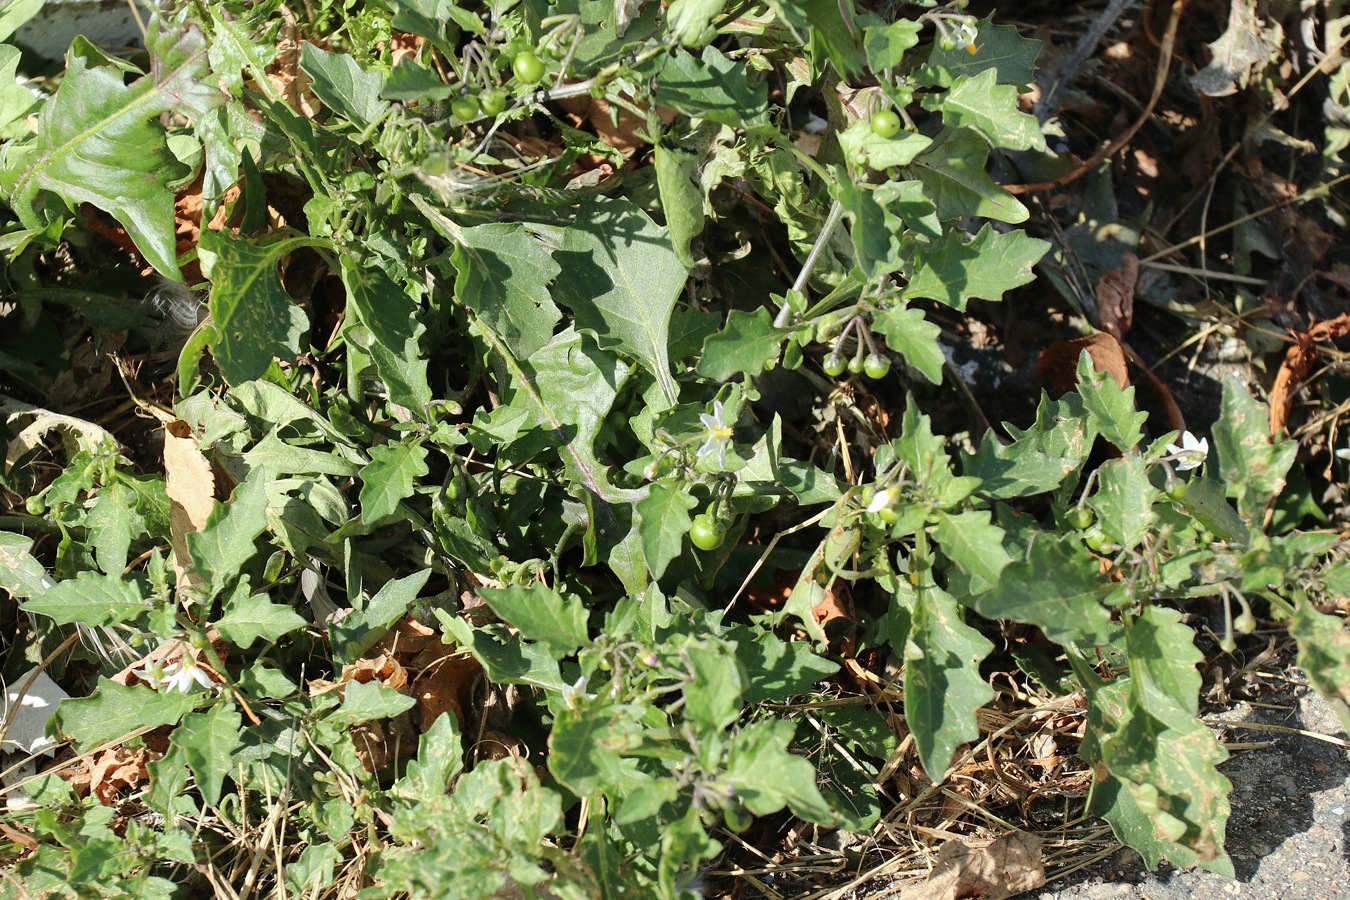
[
  {"left": 341, "top": 652, "right": 409, "bottom": 693},
  {"left": 163, "top": 419, "right": 215, "bottom": 590},
  {"left": 1037, "top": 332, "right": 1129, "bottom": 399},
  {"left": 900, "top": 831, "right": 1045, "bottom": 900},
  {"left": 370, "top": 614, "right": 440, "bottom": 658},
  {"left": 1095, "top": 252, "right": 1138, "bottom": 340},
  {"left": 1269, "top": 313, "right": 1350, "bottom": 436},
  {"left": 410, "top": 648, "right": 481, "bottom": 734}
]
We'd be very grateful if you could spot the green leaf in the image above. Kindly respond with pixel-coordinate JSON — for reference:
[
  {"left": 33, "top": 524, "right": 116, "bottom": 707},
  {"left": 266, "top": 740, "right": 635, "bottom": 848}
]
[
  {"left": 730, "top": 625, "right": 840, "bottom": 703},
  {"left": 894, "top": 396, "right": 956, "bottom": 495},
  {"left": 901, "top": 224, "right": 1047, "bottom": 309},
  {"left": 86, "top": 481, "right": 142, "bottom": 575},
  {"left": 244, "top": 430, "right": 361, "bottom": 478},
  {"left": 697, "top": 308, "right": 785, "bottom": 380},
  {"left": 1290, "top": 602, "right": 1350, "bottom": 733},
  {"left": 925, "top": 69, "right": 1045, "bottom": 150},
  {"left": 912, "top": 127, "right": 1029, "bottom": 223},
  {"left": 1100, "top": 672, "right": 1233, "bottom": 874},
  {"left": 330, "top": 570, "right": 432, "bottom": 664},
  {"left": 767, "top": 0, "right": 866, "bottom": 77},
  {"left": 864, "top": 19, "right": 923, "bottom": 70},
  {"left": 636, "top": 482, "right": 697, "bottom": 580},
  {"left": 172, "top": 703, "right": 241, "bottom": 807},
  {"left": 384, "top": 0, "right": 462, "bottom": 59},
  {"left": 0, "top": 532, "right": 50, "bottom": 599},
  {"left": 1072, "top": 664, "right": 1218, "bottom": 875},
  {"left": 1088, "top": 454, "right": 1157, "bottom": 548},
  {"left": 359, "top": 440, "right": 429, "bottom": 526},
  {"left": 186, "top": 465, "right": 269, "bottom": 597},
  {"left": 932, "top": 510, "right": 1010, "bottom": 593},
  {"left": 454, "top": 222, "right": 562, "bottom": 360},
  {"left": 382, "top": 57, "right": 455, "bottom": 101},
  {"left": 199, "top": 231, "right": 313, "bottom": 384},
  {"left": 871, "top": 303, "right": 944, "bottom": 384},
  {"left": 833, "top": 175, "right": 905, "bottom": 279},
  {"left": 8, "top": 22, "right": 224, "bottom": 279},
  {"left": 838, "top": 119, "right": 933, "bottom": 171},
  {"left": 439, "top": 615, "right": 566, "bottom": 692},
  {"left": 924, "top": 17, "right": 1042, "bottom": 86},
  {"left": 548, "top": 702, "right": 645, "bottom": 797},
  {"left": 1177, "top": 477, "right": 1250, "bottom": 546},
  {"left": 665, "top": 0, "right": 727, "bottom": 48},
  {"left": 479, "top": 584, "right": 590, "bottom": 656},
  {"left": 654, "top": 140, "right": 705, "bottom": 268},
  {"left": 1212, "top": 376, "right": 1297, "bottom": 520},
  {"left": 652, "top": 46, "right": 768, "bottom": 126},
  {"left": 880, "top": 178, "right": 941, "bottom": 238},
  {"left": 340, "top": 254, "right": 432, "bottom": 411},
  {"left": 554, "top": 198, "right": 688, "bottom": 406},
  {"left": 0, "top": 0, "right": 43, "bottom": 43},
  {"left": 0, "top": 45, "right": 39, "bottom": 134},
  {"left": 1127, "top": 606, "right": 1202, "bottom": 716},
  {"left": 682, "top": 637, "right": 745, "bottom": 731},
  {"left": 962, "top": 432, "right": 1078, "bottom": 498},
  {"left": 974, "top": 534, "right": 1116, "bottom": 646},
  {"left": 214, "top": 587, "right": 308, "bottom": 649},
  {"left": 396, "top": 710, "right": 464, "bottom": 799},
  {"left": 23, "top": 570, "right": 149, "bottom": 627},
  {"left": 340, "top": 680, "right": 417, "bottom": 724},
  {"left": 54, "top": 678, "right": 197, "bottom": 751},
  {"left": 726, "top": 719, "right": 838, "bottom": 823},
  {"left": 903, "top": 584, "right": 994, "bottom": 778},
  {"left": 299, "top": 44, "right": 388, "bottom": 129},
  {"left": 1075, "top": 351, "right": 1147, "bottom": 451}
]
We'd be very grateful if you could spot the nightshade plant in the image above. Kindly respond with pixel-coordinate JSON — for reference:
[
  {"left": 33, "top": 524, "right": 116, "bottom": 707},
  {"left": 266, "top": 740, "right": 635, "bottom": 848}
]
[{"left": 0, "top": 0, "right": 1348, "bottom": 896}]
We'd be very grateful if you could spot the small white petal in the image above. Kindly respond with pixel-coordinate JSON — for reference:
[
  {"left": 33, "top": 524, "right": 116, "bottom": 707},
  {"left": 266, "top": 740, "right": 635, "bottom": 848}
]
[
  {"left": 866, "top": 489, "right": 893, "bottom": 513},
  {"left": 1336, "top": 448, "right": 1350, "bottom": 460}
]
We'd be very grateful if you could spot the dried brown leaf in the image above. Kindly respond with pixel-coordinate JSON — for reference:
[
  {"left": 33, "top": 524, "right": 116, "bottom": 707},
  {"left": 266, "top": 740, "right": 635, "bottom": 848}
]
[
  {"left": 1037, "top": 333, "right": 1129, "bottom": 399},
  {"left": 901, "top": 832, "right": 1045, "bottom": 900},
  {"left": 1095, "top": 253, "right": 1138, "bottom": 340}
]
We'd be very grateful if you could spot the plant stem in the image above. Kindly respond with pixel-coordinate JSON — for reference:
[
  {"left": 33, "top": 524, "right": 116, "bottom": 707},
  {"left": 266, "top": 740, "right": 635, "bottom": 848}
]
[{"left": 776, "top": 198, "right": 846, "bottom": 327}]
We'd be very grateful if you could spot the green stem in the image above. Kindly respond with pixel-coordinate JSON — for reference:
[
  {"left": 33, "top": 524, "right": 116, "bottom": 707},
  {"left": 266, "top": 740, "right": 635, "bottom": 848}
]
[{"left": 776, "top": 199, "right": 846, "bottom": 327}]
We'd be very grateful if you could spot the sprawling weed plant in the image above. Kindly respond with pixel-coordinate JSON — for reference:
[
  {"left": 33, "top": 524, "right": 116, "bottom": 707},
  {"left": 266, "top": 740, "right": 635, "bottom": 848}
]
[{"left": 1, "top": 0, "right": 1348, "bottom": 895}]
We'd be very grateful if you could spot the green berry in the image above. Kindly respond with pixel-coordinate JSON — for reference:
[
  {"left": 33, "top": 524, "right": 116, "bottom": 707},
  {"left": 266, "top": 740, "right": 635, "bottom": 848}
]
[
  {"left": 870, "top": 109, "right": 901, "bottom": 138},
  {"left": 1165, "top": 479, "right": 1189, "bottom": 500},
  {"left": 512, "top": 51, "right": 545, "bottom": 84},
  {"left": 1066, "top": 507, "right": 1094, "bottom": 530},
  {"left": 1083, "top": 526, "right": 1109, "bottom": 552},
  {"left": 451, "top": 95, "right": 480, "bottom": 120},
  {"left": 479, "top": 88, "right": 508, "bottom": 115},
  {"left": 24, "top": 495, "right": 44, "bottom": 515},
  {"left": 823, "top": 353, "right": 847, "bottom": 377},
  {"left": 689, "top": 514, "right": 726, "bottom": 551},
  {"left": 847, "top": 354, "right": 864, "bottom": 374},
  {"left": 862, "top": 353, "right": 891, "bottom": 379},
  {"left": 878, "top": 505, "right": 902, "bottom": 525}
]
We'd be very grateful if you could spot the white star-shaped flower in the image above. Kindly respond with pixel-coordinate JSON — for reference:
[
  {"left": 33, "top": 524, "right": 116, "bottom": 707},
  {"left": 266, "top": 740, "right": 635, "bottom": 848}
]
[
  {"left": 131, "top": 661, "right": 169, "bottom": 689},
  {"left": 697, "top": 400, "right": 734, "bottom": 469},
  {"left": 161, "top": 658, "right": 213, "bottom": 693},
  {"left": 866, "top": 488, "right": 895, "bottom": 513},
  {"left": 1165, "top": 431, "right": 1209, "bottom": 472},
  {"left": 560, "top": 675, "right": 597, "bottom": 710}
]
